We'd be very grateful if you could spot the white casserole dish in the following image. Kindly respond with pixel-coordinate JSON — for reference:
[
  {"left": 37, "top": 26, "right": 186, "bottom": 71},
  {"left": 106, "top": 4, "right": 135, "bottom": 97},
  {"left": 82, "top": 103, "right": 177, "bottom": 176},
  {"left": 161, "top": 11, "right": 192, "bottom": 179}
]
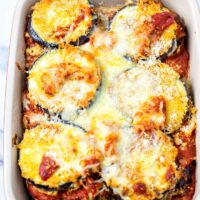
[{"left": 3, "top": 0, "right": 200, "bottom": 199}]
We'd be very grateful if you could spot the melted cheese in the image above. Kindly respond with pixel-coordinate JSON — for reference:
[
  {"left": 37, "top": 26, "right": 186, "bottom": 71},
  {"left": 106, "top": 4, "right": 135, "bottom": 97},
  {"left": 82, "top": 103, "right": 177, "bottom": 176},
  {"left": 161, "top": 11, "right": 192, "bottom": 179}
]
[
  {"left": 109, "top": 67, "right": 157, "bottom": 117},
  {"left": 109, "top": 60, "right": 188, "bottom": 133},
  {"left": 145, "top": 61, "right": 188, "bottom": 133},
  {"left": 132, "top": 96, "right": 166, "bottom": 133},
  {"left": 110, "top": 1, "right": 178, "bottom": 60},
  {"left": 73, "top": 49, "right": 134, "bottom": 130},
  {"left": 28, "top": 46, "right": 101, "bottom": 116},
  {"left": 32, "top": 0, "right": 93, "bottom": 45},
  {"left": 101, "top": 128, "right": 180, "bottom": 200},
  {"left": 110, "top": 6, "right": 138, "bottom": 57},
  {"left": 18, "top": 122, "right": 102, "bottom": 188}
]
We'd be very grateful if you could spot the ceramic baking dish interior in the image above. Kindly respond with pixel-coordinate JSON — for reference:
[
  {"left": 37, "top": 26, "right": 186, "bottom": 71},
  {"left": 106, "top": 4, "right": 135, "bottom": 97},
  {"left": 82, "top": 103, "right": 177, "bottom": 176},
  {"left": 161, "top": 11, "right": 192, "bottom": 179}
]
[{"left": 4, "top": 0, "right": 200, "bottom": 199}]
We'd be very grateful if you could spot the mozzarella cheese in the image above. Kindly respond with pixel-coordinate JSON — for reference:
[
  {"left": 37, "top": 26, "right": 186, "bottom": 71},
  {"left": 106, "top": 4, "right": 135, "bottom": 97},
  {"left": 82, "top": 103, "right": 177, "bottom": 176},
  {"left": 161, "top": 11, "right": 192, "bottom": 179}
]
[
  {"left": 101, "top": 128, "right": 180, "bottom": 200},
  {"left": 73, "top": 49, "right": 134, "bottom": 130},
  {"left": 28, "top": 46, "right": 101, "bottom": 117},
  {"left": 18, "top": 122, "right": 102, "bottom": 188},
  {"left": 109, "top": 60, "right": 188, "bottom": 133}
]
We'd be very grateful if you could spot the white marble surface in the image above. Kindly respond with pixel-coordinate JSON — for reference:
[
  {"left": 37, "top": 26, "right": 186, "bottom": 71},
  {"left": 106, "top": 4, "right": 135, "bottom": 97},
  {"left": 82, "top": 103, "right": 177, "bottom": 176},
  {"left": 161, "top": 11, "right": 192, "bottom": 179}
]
[{"left": 0, "top": 0, "right": 200, "bottom": 200}]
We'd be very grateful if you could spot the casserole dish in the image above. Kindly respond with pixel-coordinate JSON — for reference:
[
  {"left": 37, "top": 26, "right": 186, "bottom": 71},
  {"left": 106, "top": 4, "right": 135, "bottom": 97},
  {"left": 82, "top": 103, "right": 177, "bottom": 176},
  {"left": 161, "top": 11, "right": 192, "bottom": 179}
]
[{"left": 4, "top": 0, "right": 200, "bottom": 199}]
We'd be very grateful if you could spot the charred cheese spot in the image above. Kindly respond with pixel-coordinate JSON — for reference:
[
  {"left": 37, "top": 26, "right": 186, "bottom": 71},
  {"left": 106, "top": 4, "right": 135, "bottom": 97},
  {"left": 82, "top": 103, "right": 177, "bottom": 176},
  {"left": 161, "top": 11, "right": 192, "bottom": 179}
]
[
  {"left": 28, "top": 46, "right": 101, "bottom": 120},
  {"left": 145, "top": 61, "right": 188, "bottom": 133},
  {"left": 109, "top": 61, "right": 188, "bottom": 133},
  {"left": 109, "top": 1, "right": 179, "bottom": 60},
  {"left": 102, "top": 129, "right": 180, "bottom": 200},
  {"left": 18, "top": 122, "right": 102, "bottom": 188},
  {"left": 90, "top": 28, "right": 117, "bottom": 51},
  {"left": 30, "top": 0, "right": 94, "bottom": 47},
  {"left": 89, "top": 116, "right": 121, "bottom": 157},
  {"left": 132, "top": 96, "right": 166, "bottom": 133}
]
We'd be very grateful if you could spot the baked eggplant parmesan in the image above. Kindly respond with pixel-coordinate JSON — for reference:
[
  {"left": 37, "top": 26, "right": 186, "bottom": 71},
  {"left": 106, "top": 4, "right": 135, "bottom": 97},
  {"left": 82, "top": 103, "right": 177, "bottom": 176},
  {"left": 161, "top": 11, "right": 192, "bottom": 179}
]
[
  {"left": 29, "top": 0, "right": 96, "bottom": 48},
  {"left": 27, "top": 46, "right": 101, "bottom": 120},
  {"left": 20, "top": 0, "right": 196, "bottom": 199},
  {"left": 108, "top": 1, "right": 183, "bottom": 61}
]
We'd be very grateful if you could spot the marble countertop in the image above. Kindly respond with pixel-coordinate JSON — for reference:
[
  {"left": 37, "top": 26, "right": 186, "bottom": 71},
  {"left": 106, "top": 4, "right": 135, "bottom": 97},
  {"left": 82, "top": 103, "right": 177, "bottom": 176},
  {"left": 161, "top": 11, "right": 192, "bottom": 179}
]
[{"left": 0, "top": 0, "right": 200, "bottom": 199}]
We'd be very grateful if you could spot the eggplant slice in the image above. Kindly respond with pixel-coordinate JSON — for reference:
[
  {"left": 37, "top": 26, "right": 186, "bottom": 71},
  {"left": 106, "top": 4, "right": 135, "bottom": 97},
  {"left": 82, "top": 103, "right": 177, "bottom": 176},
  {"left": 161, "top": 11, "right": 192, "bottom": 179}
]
[
  {"left": 101, "top": 127, "right": 181, "bottom": 200},
  {"left": 109, "top": 1, "right": 180, "bottom": 61},
  {"left": 26, "top": 181, "right": 60, "bottom": 200},
  {"left": 29, "top": 0, "right": 96, "bottom": 48},
  {"left": 109, "top": 61, "right": 188, "bottom": 133},
  {"left": 28, "top": 46, "right": 101, "bottom": 120},
  {"left": 18, "top": 121, "right": 102, "bottom": 189},
  {"left": 26, "top": 175, "right": 109, "bottom": 200}
]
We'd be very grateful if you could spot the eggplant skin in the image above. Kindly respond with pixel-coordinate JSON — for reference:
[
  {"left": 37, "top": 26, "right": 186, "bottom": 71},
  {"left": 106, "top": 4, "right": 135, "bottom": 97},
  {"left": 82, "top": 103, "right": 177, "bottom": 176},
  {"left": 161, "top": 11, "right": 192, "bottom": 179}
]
[
  {"left": 60, "top": 120, "right": 87, "bottom": 132},
  {"left": 26, "top": 179, "right": 111, "bottom": 200},
  {"left": 176, "top": 163, "right": 195, "bottom": 191},
  {"left": 159, "top": 39, "right": 177, "bottom": 61},
  {"left": 70, "top": 13, "right": 98, "bottom": 46},
  {"left": 28, "top": 0, "right": 97, "bottom": 48},
  {"left": 26, "top": 179, "right": 73, "bottom": 192},
  {"left": 154, "top": 164, "right": 195, "bottom": 200},
  {"left": 28, "top": 55, "right": 101, "bottom": 122},
  {"left": 126, "top": 39, "right": 177, "bottom": 62},
  {"left": 28, "top": 15, "right": 97, "bottom": 48},
  {"left": 28, "top": 19, "right": 58, "bottom": 49},
  {"left": 26, "top": 181, "right": 60, "bottom": 200}
]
